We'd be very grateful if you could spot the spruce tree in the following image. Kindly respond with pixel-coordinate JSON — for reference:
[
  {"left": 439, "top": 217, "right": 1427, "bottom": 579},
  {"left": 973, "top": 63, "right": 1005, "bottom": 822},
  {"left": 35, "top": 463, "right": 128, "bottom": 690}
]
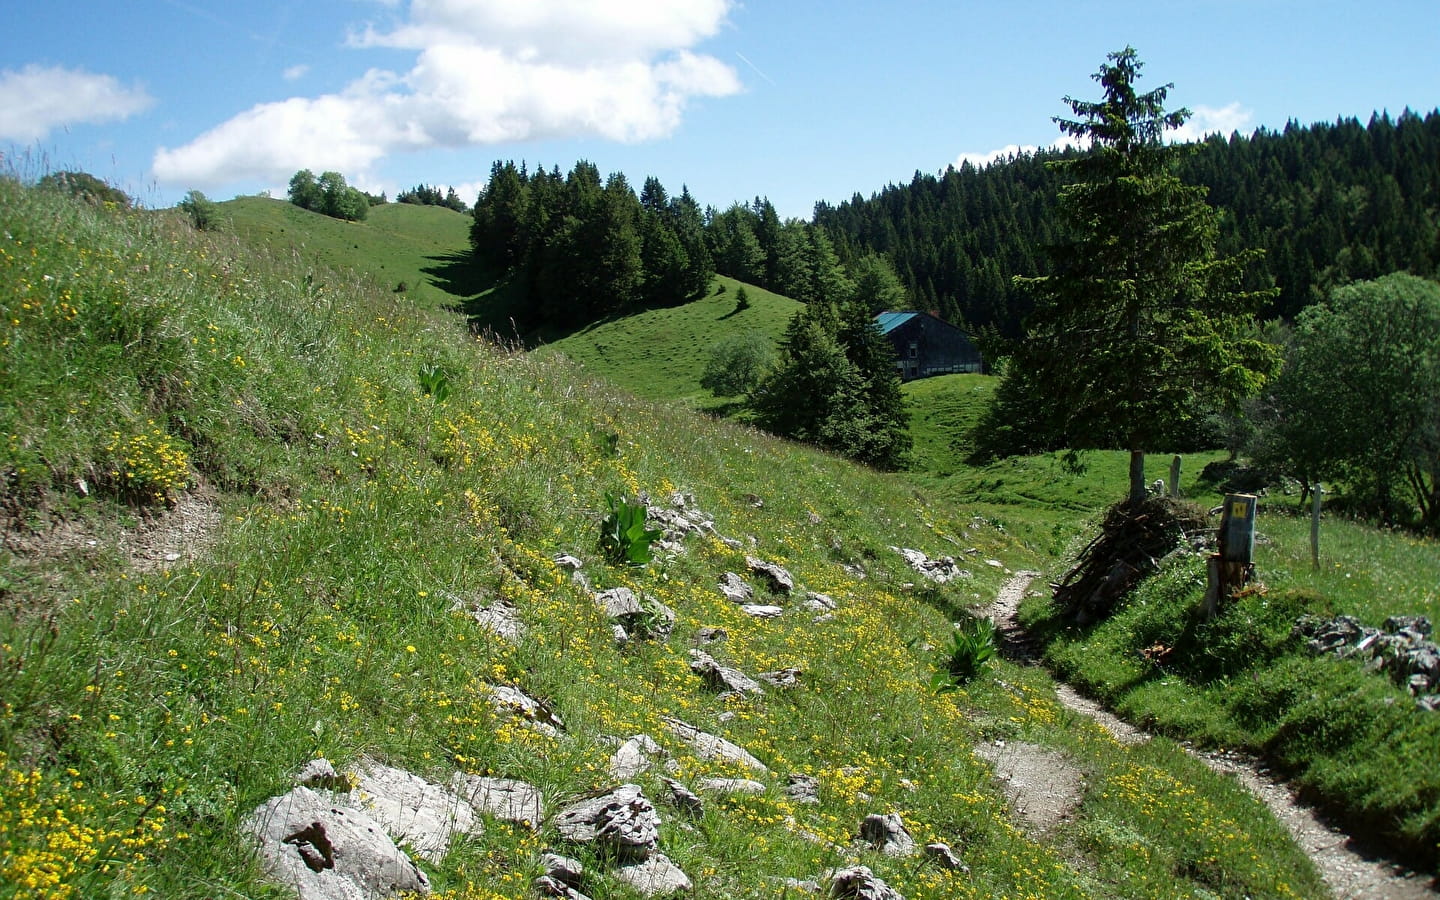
[
  {"left": 1006, "top": 47, "right": 1278, "bottom": 501},
  {"left": 751, "top": 298, "right": 910, "bottom": 470}
]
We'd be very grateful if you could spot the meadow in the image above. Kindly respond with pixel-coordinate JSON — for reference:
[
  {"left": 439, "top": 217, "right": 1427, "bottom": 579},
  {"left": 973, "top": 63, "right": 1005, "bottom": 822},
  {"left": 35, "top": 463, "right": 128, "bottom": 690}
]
[
  {"left": 0, "top": 179, "right": 1333, "bottom": 897},
  {"left": 531, "top": 277, "right": 801, "bottom": 409}
]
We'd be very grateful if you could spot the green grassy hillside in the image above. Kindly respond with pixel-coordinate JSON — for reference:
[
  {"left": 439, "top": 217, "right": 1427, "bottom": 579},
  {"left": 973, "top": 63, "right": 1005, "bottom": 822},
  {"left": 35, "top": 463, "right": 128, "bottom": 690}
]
[
  {"left": 218, "top": 198, "right": 799, "bottom": 410},
  {"left": 196, "top": 186, "right": 1440, "bottom": 875},
  {"left": 902, "top": 374, "right": 996, "bottom": 475},
  {"left": 534, "top": 278, "right": 801, "bottom": 407},
  {"left": 0, "top": 179, "right": 1331, "bottom": 898},
  {"left": 220, "top": 196, "right": 474, "bottom": 313}
]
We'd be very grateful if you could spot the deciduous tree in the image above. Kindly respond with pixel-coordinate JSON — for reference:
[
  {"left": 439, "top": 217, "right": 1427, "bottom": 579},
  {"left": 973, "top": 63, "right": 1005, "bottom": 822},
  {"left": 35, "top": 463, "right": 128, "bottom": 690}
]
[
  {"left": 178, "top": 190, "right": 218, "bottom": 230},
  {"left": 700, "top": 331, "right": 774, "bottom": 397},
  {"left": 1265, "top": 273, "right": 1440, "bottom": 530}
]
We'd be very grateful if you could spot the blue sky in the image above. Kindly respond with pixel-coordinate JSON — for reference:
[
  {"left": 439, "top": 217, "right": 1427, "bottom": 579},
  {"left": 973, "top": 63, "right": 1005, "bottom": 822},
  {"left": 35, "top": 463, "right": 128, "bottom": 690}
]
[{"left": 2, "top": 1, "right": 1436, "bottom": 220}]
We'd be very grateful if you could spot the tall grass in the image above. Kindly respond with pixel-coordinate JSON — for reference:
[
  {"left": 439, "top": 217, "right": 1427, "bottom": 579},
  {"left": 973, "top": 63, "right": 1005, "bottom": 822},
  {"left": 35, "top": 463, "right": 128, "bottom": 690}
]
[{"left": 0, "top": 178, "right": 1325, "bottom": 898}]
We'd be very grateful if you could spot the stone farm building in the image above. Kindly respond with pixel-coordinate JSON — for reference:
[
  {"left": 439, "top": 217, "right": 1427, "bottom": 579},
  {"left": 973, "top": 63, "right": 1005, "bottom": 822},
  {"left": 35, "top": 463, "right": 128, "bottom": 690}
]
[{"left": 875, "top": 311, "right": 983, "bottom": 380}]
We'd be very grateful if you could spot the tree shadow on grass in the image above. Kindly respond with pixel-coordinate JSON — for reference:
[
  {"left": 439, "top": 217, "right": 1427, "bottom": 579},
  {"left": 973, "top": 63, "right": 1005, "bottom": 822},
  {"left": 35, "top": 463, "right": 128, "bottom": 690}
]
[
  {"left": 423, "top": 251, "right": 535, "bottom": 344},
  {"left": 423, "top": 252, "right": 724, "bottom": 350},
  {"left": 697, "top": 398, "right": 749, "bottom": 419}
]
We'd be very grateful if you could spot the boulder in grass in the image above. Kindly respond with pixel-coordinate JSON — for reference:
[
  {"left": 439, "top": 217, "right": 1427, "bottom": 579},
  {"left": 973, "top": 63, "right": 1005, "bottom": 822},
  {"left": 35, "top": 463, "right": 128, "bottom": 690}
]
[
  {"left": 245, "top": 786, "right": 430, "bottom": 900},
  {"left": 552, "top": 784, "right": 660, "bottom": 861},
  {"left": 346, "top": 759, "right": 481, "bottom": 864},
  {"left": 689, "top": 649, "right": 766, "bottom": 696},
  {"left": 785, "top": 773, "right": 821, "bottom": 805},
  {"left": 614, "top": 852, "right": 693, "bottom": 897},
  {"left": 696, "top": 776, "right": 766, "bottom": 796},
  {"left": 609, "top": 734, "right": 667, "bottom": 780},
  {"left": 924, "top": 842, "right": 968, "bottom": 871},
  {"left": 662, "top": 717, "right": 768, "bottom": 773},
  {"left": 746, "top": 556, "right": 795, "bottom": 594},
  {"left": 449, "top": 773, "right": 544, "bottom": 829},
  {"left": 470, "top": 598, "right": 526, "bottom": 644},
  {"left": 660, "top": 777, "right": 704, "bottom": 817},
  {"left": 859, "top": 812, "right": 915, "bottom": 858},
  {"left": 595, "top": 587, "right": 677, "bottom": 642},
  {"left": 718, "top": 572, "right": 754, "bottom": 604},
  {"left": 759, "top": 667, "right": 803, "bottom": 689},
  {"left": 827, "top": 865, "right": 904, "bottom": 900},
  {"left": 487, "top": 683, "right": 564, "bottom": 736},
  {"left": 534, "top": 853, "right": 591, "bottom": 899}
]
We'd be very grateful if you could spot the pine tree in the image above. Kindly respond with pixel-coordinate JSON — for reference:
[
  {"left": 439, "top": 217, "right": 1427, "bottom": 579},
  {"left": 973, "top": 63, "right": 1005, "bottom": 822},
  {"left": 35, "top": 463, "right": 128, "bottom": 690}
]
[
  {"left": 1006, "top": 47, "right": 1278, "bottom": 501},
  {"left": 751, "top": 298, "right": 910, "bottom": 469}
]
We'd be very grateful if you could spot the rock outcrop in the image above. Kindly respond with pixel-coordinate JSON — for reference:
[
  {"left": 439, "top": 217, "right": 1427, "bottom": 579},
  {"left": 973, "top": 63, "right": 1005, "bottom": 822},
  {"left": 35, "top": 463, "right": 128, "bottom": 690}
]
[
  {"left": 245, "top": 785, "right": 431, "bottom": 900},
  {"left": 1296, "top": 614, "right": 1440, "bottom": 708},
  {"left": 662, "top": 716, "right": 769, "bottom": 773}
]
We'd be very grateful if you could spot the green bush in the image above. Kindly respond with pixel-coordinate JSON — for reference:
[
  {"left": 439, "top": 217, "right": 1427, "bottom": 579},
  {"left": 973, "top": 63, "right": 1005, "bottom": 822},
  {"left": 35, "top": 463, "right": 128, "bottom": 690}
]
[
  {"left": 699, "top": 331, "right": 773, "bottom": 397},
  {"left": 178, "top": 190, "right": 219, "bottom": 231}
]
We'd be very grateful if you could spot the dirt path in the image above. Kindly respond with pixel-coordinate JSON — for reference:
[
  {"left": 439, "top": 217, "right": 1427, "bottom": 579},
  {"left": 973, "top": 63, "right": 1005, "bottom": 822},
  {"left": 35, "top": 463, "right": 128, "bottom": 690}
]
[{"left": 989, "top": 572, "right": 1436, "bottom": 899}]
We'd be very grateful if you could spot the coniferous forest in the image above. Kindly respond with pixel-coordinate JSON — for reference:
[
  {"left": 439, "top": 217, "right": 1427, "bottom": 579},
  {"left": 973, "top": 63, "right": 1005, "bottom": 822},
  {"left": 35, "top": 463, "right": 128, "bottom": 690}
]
[
  {"left": 814, "top": 110, "right": 1440, "bottom": 336},
  {"left": 470, "top": 110, "right": 1440, "bottom": 340}
]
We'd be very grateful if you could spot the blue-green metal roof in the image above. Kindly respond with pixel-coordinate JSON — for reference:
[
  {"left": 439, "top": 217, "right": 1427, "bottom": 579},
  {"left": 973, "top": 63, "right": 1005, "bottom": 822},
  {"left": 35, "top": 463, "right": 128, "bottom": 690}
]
[{"left": 875, "top": 311, "right": 918, "bottom": 334}]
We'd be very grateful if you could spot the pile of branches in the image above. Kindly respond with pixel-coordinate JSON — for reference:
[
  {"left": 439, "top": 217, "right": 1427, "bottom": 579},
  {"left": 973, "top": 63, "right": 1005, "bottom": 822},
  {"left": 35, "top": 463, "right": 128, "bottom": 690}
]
[{"left": 1054, "top": 496, "right": 1210, "bottom": 623}]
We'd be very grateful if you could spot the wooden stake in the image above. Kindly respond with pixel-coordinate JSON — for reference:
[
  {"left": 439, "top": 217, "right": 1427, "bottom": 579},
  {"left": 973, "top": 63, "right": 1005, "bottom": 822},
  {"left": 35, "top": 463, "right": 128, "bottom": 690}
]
[{"left": 1311, "top": 482, "right": 1323, "bottom": 570}]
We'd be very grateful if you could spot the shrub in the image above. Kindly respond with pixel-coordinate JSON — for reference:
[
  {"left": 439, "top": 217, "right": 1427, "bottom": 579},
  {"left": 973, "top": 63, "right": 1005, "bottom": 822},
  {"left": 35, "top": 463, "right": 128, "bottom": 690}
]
[
  {"left": 699, "top": 331, "right": 773, "bottom": 397},
  {"left": 178, "top": 190, "right": 219, "bottom": 231}
]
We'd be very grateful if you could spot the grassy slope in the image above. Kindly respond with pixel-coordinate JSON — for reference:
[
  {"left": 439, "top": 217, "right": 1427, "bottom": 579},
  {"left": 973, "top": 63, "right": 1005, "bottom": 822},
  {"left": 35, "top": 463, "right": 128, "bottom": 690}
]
[
  {"left": 533, "top": 277, "right": 802, "bottom": 407},
  {"left": 196, "top": 192, "right": 1440, "bottom": 871},
  {"left": 903, "top": 374, "right": 995, "bottom": 476},
  {"left": 220, "top": 197, "right": 474, "bottom": 313},
  {"left": 0, "top": 181, "right": 1328, "bottom": 898},
  {"left": 903, "top": 370, "right": 1440, "bottom": 867}
]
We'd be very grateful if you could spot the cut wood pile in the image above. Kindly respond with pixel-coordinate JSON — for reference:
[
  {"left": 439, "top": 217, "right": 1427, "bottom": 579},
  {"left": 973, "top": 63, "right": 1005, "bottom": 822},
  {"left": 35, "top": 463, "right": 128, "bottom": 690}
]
[{"left": 1053, "top": 497, "right": 1210, "bottom": 623}]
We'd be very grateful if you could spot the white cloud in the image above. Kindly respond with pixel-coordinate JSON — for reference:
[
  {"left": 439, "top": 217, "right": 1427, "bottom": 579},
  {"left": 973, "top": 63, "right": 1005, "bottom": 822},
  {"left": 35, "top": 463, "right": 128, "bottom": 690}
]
[
  {"left": 154, "top": 0, "right": 740, "bottom": 189},
  {"left": 1168, "top": 102, "right": 1253, "bottom": 143},
  {"left": 0, "top": 64, "right": 153, "bottom": 142},
  {"left": 954, "top": 143, "right": 1041, "bottom": 169},
  {"left": 953, "top": 102, "right": 1251, "bottom": 172},
  {"left": 352, "top": 0, "right": 732, "bottom": 63},
  {"left": 282, "top": 64, "right": 310, "bottom": 81},
  {"left": 449, "top": 180, "right": 484, "bottom": 206}
]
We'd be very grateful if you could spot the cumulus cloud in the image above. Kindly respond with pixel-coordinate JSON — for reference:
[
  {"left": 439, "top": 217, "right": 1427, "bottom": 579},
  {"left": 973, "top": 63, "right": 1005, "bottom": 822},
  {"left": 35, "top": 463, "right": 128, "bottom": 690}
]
[
  {"left": 352, "top": 0, "right": 731, "bottom": 63},
  {"left": 954, "top": 143, "right": 1041, "bottom": 169},
  {"left": 1168, "top": 102, "right": 1253, "bottom": 143},
  {"left": 954, "top": 102, "right": 1251, "bottom": 172},
  {"left": 154, "top": 0, "right": 740, "bottom": 188},
  {"left": 0, "top": 64, "right": 153, "bottom": 142}
]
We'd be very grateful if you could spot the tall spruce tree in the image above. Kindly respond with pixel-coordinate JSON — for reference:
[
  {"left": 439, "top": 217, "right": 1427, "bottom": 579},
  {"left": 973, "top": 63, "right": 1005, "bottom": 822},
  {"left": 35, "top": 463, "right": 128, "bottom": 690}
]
[
  {"left": 1004, "top": 47, "right": 1278, "bottom": 501},
  {"left": 751, "top": 298, "right": 910, "bottom": 469}
]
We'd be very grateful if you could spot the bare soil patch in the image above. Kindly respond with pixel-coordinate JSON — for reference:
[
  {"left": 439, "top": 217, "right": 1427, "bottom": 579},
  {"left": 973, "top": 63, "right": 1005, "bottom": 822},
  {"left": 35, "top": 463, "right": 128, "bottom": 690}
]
[
  {"left": 973, "top": 739, "right": 1086, "bottom": 835},
  {"left": 3, "top": 480, "right": 222, "bottom": 577}
]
